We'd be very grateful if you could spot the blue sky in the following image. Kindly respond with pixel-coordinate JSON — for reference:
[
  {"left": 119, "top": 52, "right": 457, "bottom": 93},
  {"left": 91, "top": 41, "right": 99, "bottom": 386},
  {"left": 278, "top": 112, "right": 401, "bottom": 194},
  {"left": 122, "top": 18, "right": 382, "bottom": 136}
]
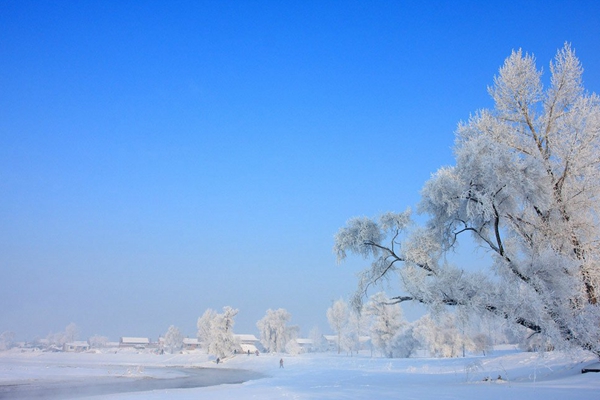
[{"left": 1, "top": 1, "right": 599, "bottom": 341}]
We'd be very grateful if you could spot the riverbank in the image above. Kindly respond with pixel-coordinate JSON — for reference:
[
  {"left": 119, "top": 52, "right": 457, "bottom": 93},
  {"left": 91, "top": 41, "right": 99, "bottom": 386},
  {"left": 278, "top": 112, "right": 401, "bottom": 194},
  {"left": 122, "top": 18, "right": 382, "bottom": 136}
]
[
  {"left": 1, "top": 367, "right": 265, "bottom": 399},
  {"left": 0, "top": 350, "right": 264, "bottom": 399},
  {"left": 2, "top": 348, "right": 600, "bottom": 399}
]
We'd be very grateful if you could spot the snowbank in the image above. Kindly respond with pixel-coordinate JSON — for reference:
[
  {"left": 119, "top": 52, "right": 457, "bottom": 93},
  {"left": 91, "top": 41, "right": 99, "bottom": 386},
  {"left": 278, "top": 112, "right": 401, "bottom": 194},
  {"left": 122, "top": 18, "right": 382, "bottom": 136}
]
[{"left": 1, "top": 348, "right": 599, "bottom": 399}]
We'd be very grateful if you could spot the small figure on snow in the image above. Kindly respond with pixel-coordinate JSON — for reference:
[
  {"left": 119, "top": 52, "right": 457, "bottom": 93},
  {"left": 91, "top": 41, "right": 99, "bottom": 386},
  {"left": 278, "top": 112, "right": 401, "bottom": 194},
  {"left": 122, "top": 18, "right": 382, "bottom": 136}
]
[
  {"left": 280, "top": 358, "right": 284, "bottom": 368},
  {"left": 216, "top": 357, "right": 220, "bottom": 364}
]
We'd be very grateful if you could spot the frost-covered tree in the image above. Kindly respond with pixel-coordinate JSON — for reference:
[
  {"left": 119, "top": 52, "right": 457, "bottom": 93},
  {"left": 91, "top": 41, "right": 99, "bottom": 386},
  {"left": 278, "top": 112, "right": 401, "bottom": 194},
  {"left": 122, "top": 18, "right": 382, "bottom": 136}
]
[
  {"left": 196, "top": 307, "right": 238, "bottom": 358},
  {"left": 197, "top": 308, "right": 217, "bottom": 353},
  {"left": 475, "top": 313, "right": 510, "bottom": 347},
  {"left": 0, "top": 331, "right": 15, "bottom": 351},
  {"left": 212, "top": 306, "right": 239, "bottom": 358},
  {"left": 327, "top": 298, "right": 349, "bottom": 354},
  {"left": 345, "top": 305, "right": 368, "bottom": 355},
  {"left": 63, "top": 323, "right": 79, "bottom": 343},
  {"left": 519, "top": 329, "right": 555, "bottom": 352},
  {"left": 334, "top": 44, "right": 600, "bottom": 356},
  {"left": 412, "top": 314, "right": 473, "bottom": 358},
  {"left": 256, "top": 308, "right": 298, "bottom": 353},
  {"left": 88, "top": 335, "right": 109, "bottom": 349},
  {"left": 163, "top": 325, "right": 184, "bottom": 354},
  {"left": 308, "top": 326, "right": 327, "bottom": 352},
  {"left": 390, "top": 325, "right": 420, "bottom": 358},
  {"left": 472, "top": 333, "right": 492, "bottom": 356},
  {"left": 47, "top": 323, "right": 80, "bottom": 347},
  {"left": 285, "top": 338, "right": 302, "bottom": 355},
  {"left": 339, "top": 325, "right": 358, "bottom": 355},
  {"left": 365, "top": 292, "right": 406, "bottom": 358}
]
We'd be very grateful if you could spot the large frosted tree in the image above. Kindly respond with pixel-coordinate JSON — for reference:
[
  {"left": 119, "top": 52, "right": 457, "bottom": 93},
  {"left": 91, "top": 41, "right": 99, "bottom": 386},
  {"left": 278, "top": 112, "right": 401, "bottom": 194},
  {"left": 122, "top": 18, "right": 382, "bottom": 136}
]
[
  {"left": 46, "top": 323, "right": 80, "bottom": 347},
  {"left": 345, "top": 304, "right": 369, "bottom": 355},
  {"left": 334, "top": 44, "right": 600, "bottom": 356},
  {"left": 327, "top": 298, "right": 349, "bottom": 354},
  {"left": 256, "top": 308, "right": 298, "bottom": 353},
  {"left": 412, "top": 314, "right": 474, "bottom": 358},
  {"left": 365, "top": 292, "right": 406, "bottom": 358},
  {"left": 196, "top": 306, "right": 239, "bottom": 358},
  {"left": 0, "top": 331, "right": 15, "bottom": 351},
  {"left": 163, "top": 325, "right": 183, "bottom": 354},
  {"left": 197, "top": 308, "right": 217, "bottom": 353}
]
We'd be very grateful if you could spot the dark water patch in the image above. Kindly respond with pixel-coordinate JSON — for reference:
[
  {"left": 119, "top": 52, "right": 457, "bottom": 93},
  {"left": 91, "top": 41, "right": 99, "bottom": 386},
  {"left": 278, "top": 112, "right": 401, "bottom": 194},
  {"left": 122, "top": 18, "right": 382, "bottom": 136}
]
[{"left": 0, "top": 367, "right": 266, "bottom": 399}]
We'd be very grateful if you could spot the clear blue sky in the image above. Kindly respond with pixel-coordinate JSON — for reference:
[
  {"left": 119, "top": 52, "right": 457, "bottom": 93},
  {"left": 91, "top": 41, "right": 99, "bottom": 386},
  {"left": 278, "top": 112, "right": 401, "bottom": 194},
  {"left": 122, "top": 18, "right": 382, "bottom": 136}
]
[{"left": 1, "top": 1, "right": 599, "bottom": 341}]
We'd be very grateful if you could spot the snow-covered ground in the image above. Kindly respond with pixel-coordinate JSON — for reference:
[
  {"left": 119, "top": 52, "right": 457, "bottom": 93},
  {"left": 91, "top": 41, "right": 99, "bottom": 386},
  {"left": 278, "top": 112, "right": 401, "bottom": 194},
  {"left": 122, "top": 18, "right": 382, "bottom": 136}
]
[{"left": 1, "top": 346, "right": 599, "bottom": 399}]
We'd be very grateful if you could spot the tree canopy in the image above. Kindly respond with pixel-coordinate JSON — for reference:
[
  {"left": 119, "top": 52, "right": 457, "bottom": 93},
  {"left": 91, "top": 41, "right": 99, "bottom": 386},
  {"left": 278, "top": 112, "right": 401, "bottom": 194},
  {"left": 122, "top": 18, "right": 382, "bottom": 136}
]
[
  {"left": 196, "top": 306, "right": 238, "bottom": 358},
  {"left": 256, "top": 308, "right": 298, "bottom": 353},
  {"left": 335, "top": 44, "right": 600, "bottom": 356}
]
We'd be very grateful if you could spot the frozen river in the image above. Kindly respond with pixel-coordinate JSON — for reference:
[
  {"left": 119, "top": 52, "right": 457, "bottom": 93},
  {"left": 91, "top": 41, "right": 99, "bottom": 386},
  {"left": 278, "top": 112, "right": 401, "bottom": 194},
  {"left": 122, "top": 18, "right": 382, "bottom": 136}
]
[
  {"left": 0, "top": 367, "right": 266, "bottom": 399},
  {"left": 2, "top": 349, "right": 599, "bottom": 400}
]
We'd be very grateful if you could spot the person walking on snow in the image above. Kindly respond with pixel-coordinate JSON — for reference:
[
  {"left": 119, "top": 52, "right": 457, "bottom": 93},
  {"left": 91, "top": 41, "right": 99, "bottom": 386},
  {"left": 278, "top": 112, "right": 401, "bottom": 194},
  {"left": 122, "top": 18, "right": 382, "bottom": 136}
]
[{"left": 280, "top": 358, "right": 284, "bottom": 368}]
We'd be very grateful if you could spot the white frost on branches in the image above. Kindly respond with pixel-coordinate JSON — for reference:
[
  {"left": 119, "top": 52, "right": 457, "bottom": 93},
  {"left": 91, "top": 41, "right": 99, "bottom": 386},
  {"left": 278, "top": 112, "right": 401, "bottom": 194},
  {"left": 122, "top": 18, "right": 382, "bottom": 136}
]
[
  {"left": 364, "top": 292, "right": 406, "bottom": 358},
  {"left": 163, "top": 325, "right": 183, "bottom": 354},
  {"left": 46, "top": 323, "right": 80, "bottom": 348},
  {"left": 327, "top": 298, "right": 349, "bottom": 354},
  {"left": 196, "top": 306, "right": 238, "bottom": 358},
  {"left": 335, "top": 44, "right": 600, "bottom": 356},
  {"left": 0, "top": 331, "right": 15, "bottom": 351},
  {"left": 256, "top": 308, "right": 299, "bottom": 353}
]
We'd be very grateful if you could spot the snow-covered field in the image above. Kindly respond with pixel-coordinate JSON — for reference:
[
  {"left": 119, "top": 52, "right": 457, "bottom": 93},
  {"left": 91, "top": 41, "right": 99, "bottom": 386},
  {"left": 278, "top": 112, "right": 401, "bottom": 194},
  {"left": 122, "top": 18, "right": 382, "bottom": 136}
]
[{"left": 1, "top": 347, "right": 599, "bottom": 399}]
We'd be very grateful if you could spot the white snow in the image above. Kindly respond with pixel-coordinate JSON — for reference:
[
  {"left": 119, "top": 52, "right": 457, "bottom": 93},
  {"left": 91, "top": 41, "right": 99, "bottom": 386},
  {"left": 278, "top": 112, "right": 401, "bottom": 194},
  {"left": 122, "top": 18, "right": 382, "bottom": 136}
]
[{"left": 1, "top": 347, "right": 600, "bottom": 399}]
